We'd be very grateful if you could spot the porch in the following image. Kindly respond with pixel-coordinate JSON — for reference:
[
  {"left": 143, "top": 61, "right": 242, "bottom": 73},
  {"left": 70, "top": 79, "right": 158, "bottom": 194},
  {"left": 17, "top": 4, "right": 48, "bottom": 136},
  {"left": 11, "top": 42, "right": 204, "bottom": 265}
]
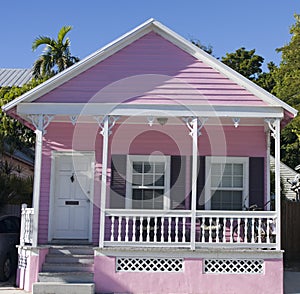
[{"left": 20, "top": 205, "right": 277, "bottom": 250}]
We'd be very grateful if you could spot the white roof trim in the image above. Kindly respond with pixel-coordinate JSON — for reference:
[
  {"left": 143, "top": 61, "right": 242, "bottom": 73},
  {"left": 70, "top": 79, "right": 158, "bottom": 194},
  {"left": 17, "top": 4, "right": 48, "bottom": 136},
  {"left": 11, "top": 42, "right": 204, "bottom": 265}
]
[
  {"left": 17, "top": 103, "right": 284, "bottom": 118},
  {"left": 2, "top": 18, "right": 298, "bottom": 118}
]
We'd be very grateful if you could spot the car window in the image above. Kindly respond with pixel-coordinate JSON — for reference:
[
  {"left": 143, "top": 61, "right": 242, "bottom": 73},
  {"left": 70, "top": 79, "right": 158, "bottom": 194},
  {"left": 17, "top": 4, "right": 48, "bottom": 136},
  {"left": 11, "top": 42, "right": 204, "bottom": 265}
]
[
  {"left": 0, "top": 221, "right": 6, "bottom": 233},
  {"left": 1, "top": 217, "right": 20, "bottom": 233}
]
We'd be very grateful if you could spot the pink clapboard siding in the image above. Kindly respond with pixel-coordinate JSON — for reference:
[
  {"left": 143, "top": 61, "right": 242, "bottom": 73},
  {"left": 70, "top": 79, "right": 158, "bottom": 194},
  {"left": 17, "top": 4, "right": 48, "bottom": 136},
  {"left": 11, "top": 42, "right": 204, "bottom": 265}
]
[
  {"left": 34, "top": 32, "right": 265, "bottom": 106},
  {"left": 37, "top": 122, "right": 266, "bottom": 244}
]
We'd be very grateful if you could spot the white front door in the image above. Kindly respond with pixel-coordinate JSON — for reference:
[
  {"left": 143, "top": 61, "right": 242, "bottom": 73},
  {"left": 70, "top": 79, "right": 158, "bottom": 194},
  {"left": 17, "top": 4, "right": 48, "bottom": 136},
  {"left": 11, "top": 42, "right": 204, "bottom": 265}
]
[{"left": 51, "top": 152, "right": 94, "bottom": 240}]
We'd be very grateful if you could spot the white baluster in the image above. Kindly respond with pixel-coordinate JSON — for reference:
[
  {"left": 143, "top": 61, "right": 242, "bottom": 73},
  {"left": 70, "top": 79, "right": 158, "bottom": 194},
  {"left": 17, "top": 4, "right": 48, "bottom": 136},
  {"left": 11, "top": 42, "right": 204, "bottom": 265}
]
[
  {"left": 118, "top": 217, "right": 122, "bottom": 242},
  {"left": 168, "top": 217, "right": 172, "bottom": 243},
  {"left": 237, "top": 218, "right": 241, "bottom": 243},
  {"left": 125, "top": 217, "right": 129, "bottom": 242},
  {"left": 175, "top": 217, "right": 179, "bottom": 243},
  {"left": 251, "top": 218, "right": 255, "bottom": 243},
  {"left": 216, "top": 218, "right": 219, "bottom": 243},
  {"left": 230, "top": 218, "right": 233, "bottom": 243},
  {"left": 223, "top": 218, "right": 226, "bottom": 243},
  {"left": 139, "top": 217, "right": 143, "bottom": 242},
  {"left": 132, "top": 216, "right": 136, "bottom": 242},
  {"left": 201, "top": 217, "right": 205, "bottom": 243},
  {"left": 244, "top": 217, "right": 248, "bottom": 243},
  {"left": 182, "top": 217, "right": 186, "bottom": 243},
  {"left": 258, "top": 218, "right": 262, "bottom": 243},
  {"left": 160, "top": 217, "right": 166, "bottom": 242},
  {"left": 209, "top": 217, "right": 213, "bottom": 243},
  {"left": 146, "top": 217, "right": 150, "bottom": 243},
  {"left": 266, "top": 218, "right": 270, "bottom": 243},
  {"left": 154, "top": 217, "right": 157, "bottom": 242},
  {"left": 110, "top": 216, "right": 115, "bottom": 242}
]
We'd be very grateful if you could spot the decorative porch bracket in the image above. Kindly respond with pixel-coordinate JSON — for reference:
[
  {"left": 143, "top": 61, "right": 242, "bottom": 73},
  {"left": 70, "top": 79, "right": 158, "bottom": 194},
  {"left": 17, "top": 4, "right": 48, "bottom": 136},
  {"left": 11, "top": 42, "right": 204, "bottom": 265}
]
[
  {"left": 27, "top": 114, "right": 54, "bottom": 248},
  {"left": 96, "top": 115, "right": 119, "bottom": 248},
  {"left": 183, "top": 117, "right": 207, "bottom": 250},
  {"left": 265, "top": 118, "right": 281, "bottom": 250},
  {"left": 94, "top": 115, "right": 119, "bottom": 136},
  {"left": 183, "top": 117, "right": 208, "bottom": 137},
  {"left": 27, "top": 114, "right": 54, "bottom": 135},
  {"left": 232, "top": 118, "right": 240, "bottom": 128}
]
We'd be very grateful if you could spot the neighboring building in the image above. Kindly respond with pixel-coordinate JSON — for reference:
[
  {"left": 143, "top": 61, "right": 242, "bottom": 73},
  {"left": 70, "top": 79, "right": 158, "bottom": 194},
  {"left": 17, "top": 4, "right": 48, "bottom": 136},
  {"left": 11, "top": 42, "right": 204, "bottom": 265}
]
[
  {"left": 2, "top": 19, "right": 298, "bottom": 294},
  {"left": 0, "top": 68, "right": 32, "bottom": 87}
]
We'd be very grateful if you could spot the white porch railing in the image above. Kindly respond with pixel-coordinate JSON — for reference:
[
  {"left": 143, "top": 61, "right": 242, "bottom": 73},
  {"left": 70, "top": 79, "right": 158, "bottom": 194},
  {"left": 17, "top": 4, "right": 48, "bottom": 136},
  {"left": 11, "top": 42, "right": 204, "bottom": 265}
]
[
  {"left": 104, "top": 209, "right": 277, "bottom": 249},
  {"left": 20, "top": 204, "right": 34, "bottom": 246}
]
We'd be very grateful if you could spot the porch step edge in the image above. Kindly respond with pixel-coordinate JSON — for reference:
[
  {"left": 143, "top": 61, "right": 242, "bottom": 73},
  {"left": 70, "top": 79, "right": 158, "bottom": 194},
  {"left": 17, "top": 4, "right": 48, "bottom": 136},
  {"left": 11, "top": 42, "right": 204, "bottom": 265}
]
[
  {"left": 33, "top": 282, "right": 94, "bottom": 294},
  {"left": 42, "top": 263, "right": 94, "bottom": 272},
  {"left": 38, "top": 272, "right": 94, "bottom": 283}
]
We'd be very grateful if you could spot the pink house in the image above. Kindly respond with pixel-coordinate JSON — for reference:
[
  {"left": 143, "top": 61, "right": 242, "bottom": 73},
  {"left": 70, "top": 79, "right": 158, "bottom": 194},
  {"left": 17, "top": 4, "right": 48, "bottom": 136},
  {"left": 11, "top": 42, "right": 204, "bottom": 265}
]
[{"left": 3, "top": 19, "right": 297, "bottom": 294}]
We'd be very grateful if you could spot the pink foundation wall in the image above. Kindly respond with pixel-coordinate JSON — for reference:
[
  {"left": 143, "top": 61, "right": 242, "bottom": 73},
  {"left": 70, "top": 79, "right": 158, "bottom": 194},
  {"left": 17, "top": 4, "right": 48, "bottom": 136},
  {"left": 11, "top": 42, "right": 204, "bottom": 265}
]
[
  {"left": 94, "top": 255, "right": 283, "bottom": 294},
  {"left": 38, "top": 122, "right": 266, "bottom": 244}
]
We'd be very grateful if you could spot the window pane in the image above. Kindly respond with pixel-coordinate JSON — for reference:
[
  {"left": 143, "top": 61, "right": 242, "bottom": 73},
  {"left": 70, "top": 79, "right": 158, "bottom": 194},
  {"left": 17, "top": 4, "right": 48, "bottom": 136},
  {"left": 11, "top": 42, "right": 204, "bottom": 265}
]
[
  {"left": 144, "top": 189, "right": 153, "bottom": 200},
  {"left": 211, "top": 175, "right": 221, "bottom": 187},
  {"left": 211, "top": 164, "right": 221, "bottom": 175},
  {"left": 143, "top": 162, "right": 151, "bottom": 173},
  {"left": 155, "top": 163, "right": 165, "bottom": 173},
  {"left": 155, "top": 175, "right": 164, "bottom": 186},
  {"left": 233, "top": 176, "right": 243, "bottom": 188},
  {"left": 132, "top": 175, "right": 142, "bottom": 186},
  {"left": 223, "top": 164, "right": 232, "bottom": 175},
  {"left": 233, "top": 164, "right": 243, "bottom": 176},
  {"left": 221, "top": 176, "right": 232, "bottom": 187},
  {"left": 144, "top": 174, "right": 154, "bottom": 186},
  {"left": 133, "top": 162, "right": 143, "bottom": 173},
  {"left": 132, "top": 189, "right": 142, "bottom": 200}
]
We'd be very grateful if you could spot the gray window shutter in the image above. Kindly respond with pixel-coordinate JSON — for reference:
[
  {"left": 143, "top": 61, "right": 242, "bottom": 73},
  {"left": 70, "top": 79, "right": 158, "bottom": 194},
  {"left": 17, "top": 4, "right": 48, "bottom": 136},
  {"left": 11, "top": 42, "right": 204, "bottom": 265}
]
[
  {"left": 110, "top": 155, "right": 127, "bottom": 208},
  {"left": 170, "top": 156, "right": 186, "bottom": 209},
  {"left": 249, "top": 157, "right": 265, "bottom": 209}
]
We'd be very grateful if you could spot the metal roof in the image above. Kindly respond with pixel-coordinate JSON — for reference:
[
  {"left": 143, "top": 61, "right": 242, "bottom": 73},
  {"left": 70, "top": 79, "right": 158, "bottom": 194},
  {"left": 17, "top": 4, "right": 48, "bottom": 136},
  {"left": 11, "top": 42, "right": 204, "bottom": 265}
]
[{"left": 0, "top": 68, "right": 32, "bottom": 87}]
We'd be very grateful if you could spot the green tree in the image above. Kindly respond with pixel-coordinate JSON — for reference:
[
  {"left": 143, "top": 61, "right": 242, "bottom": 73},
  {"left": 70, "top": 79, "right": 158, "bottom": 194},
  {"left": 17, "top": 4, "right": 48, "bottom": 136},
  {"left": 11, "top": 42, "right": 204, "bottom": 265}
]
[
  {"left": 272, "top": 14, "right": 300, "bottom": 168},
  {"left": 32, "top": 25, "right": 80, "bottom": 78},
  {"left": 221, "top": 47, "right": 264, "bottom": 81},
  {"left": 191, "top": 39, "right": 213, "bottom": 55},
  {"left": 0, "top": 78, "right": 47, "bottom": 148}
]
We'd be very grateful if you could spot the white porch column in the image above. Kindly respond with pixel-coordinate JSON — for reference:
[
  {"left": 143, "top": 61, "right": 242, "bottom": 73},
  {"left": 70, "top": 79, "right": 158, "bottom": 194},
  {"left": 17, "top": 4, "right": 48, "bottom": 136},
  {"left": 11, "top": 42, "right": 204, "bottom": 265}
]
[
  {"left": 266, "top": 118, "right": 281, "bottom": 250},
  {"left": 274, "top": 119, "right": 281, "bottom": 250},
  {"left": 184, "top": 117, "right": 207, "bottom": 250},
  {"left": 28, "top": 114, "right": 53, "bottom": 247},
  {"left": 97, "top": 115, "right": 118, "bottom": 248}
]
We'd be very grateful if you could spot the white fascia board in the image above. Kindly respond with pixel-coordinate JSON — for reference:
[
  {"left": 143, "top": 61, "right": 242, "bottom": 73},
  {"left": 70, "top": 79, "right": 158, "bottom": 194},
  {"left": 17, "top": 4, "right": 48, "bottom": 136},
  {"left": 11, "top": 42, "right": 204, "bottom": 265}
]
[{"left": 17, "top": 103, "right": 284, "bottom": 119}]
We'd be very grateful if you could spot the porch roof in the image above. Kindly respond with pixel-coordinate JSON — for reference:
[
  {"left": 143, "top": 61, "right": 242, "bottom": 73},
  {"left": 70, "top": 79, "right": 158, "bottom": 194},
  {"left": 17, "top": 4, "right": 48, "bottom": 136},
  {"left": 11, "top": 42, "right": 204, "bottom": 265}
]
[{"left": 2, "top": 19, "right": 297, "bottom": 125}]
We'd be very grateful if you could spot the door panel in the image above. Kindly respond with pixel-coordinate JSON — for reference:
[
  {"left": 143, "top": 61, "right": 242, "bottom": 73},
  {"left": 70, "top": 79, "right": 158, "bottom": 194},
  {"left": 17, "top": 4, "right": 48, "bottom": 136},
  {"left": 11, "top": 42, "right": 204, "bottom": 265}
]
[{"left": 52, "top": 153, "right": 93, "bottom": 240}]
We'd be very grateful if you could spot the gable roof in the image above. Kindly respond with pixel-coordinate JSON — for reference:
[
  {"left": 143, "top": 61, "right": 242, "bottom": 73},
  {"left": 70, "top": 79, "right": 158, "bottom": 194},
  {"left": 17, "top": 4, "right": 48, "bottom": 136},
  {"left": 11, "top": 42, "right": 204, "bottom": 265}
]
[
  {"left": 2, "top": 19, "right": 297, "bottom": 119},
  {"left": 0, "top": 68, "right": 32, "bottom": 87}
]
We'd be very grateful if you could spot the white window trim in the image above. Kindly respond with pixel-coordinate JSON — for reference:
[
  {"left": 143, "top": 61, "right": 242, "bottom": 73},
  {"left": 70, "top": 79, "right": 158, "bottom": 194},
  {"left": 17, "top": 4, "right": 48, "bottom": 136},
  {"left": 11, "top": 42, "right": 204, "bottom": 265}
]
[
  {"left": 125, "top": 155, "right": 171, "bottom": 210},
  {"left": 205, "top": 156, "right": 249, "bottom": 210}
]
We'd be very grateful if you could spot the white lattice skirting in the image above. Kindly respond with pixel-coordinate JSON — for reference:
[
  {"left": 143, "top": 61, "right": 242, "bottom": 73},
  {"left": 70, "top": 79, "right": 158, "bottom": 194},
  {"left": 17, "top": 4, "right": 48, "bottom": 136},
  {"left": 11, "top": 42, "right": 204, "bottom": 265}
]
[
  {"left": 116, "top": 257, "right": 183, "bottom": 272},
  {"left": 204, "top": 258, "right": 264, "bottom": 274}
]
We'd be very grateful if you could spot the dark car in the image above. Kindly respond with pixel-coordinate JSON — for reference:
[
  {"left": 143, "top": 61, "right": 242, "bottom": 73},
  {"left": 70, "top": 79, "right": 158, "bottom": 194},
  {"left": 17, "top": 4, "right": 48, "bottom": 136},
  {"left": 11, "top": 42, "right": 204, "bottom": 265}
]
[{"left": 0, "top": 215, "right": 20, "bottom": 281}]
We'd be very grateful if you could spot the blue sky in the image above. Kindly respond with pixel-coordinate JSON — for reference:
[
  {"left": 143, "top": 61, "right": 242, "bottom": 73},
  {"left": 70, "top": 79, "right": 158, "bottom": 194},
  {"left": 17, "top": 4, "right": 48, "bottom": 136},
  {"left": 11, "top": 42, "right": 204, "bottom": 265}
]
[{"left": 1, "top": 0, "right": 299, "bottom": 70}]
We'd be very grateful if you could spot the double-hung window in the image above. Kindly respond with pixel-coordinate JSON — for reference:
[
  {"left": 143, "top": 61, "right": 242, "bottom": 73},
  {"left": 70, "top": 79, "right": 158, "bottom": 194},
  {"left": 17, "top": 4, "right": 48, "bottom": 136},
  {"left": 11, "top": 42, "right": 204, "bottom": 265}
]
[
  {"left": 126, "top": 155, "right": 170, "bottom": 209},
  {"left": 205, "top": 157, "right": 249, "bottom": 210}
]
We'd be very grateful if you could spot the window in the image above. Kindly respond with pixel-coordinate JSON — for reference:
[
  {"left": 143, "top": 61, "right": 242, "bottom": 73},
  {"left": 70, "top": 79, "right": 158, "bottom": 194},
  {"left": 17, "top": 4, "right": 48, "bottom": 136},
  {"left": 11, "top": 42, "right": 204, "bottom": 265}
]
[
  {"left": 205, "top": 157, "right": 249, "bottom": 210},
  {"left": 126, "top": 155, "right": 170, "bottom": 209}
]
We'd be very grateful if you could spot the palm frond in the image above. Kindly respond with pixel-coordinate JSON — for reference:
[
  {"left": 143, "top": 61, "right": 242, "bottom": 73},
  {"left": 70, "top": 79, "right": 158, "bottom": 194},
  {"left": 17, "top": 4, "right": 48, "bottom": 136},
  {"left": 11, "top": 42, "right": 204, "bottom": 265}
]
[
  {"left": 57, "top": 26, "right": 73, "bottom": 43},
  {"left": 32, "top": 36, "right": 54, "bottom": 51}
]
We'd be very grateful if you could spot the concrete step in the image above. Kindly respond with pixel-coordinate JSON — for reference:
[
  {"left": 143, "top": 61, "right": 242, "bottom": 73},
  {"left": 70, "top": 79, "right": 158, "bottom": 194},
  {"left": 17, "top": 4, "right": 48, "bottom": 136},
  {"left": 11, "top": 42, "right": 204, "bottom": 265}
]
[
  {"left": 45, "top": 254, "right": 94, "bottom": 264},
  {"left": 38, "top": 272, "right": 94, "bottom": 283},
  {"left": 42, "top": 262, "right": 94, "bottom": 273},
  {"left": 48, "top": 246, "right": 94, "bottom": 256},
  {"left": 33, "top": 282, "right": 94, "bottom": 294}
]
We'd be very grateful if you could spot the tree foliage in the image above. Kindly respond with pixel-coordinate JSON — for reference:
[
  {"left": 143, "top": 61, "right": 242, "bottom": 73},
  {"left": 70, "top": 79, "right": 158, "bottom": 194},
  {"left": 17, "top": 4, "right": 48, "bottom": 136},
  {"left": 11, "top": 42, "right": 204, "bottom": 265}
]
[
  {"left": 0, "top": 78, "right": 47, "bottom": 149},
  {"left": 191, "top": 39, "right": 213, "bottom": 55},
  {"left": 272, "top": 14, "right": 300, "bottom": 168},
  {"left": 221, "top": 47, "right": 264, "bottom": 81},
  {"left": 32, "top": 25, "right": 80, "bottom": 78}
]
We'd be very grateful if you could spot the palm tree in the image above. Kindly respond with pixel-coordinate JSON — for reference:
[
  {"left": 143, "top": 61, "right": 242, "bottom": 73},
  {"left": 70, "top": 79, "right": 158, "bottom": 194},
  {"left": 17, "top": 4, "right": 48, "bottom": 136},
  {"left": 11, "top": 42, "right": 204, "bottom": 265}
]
[{"left": 32, "top": 25, "right": 80, "bottom": 78}]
